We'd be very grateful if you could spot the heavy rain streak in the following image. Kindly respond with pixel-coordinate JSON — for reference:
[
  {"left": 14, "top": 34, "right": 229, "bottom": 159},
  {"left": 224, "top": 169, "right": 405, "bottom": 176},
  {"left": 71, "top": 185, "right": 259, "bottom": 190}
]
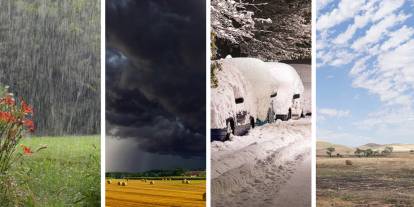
[{"left": 0, "top": 0, "right": 100, "bottom": 136}]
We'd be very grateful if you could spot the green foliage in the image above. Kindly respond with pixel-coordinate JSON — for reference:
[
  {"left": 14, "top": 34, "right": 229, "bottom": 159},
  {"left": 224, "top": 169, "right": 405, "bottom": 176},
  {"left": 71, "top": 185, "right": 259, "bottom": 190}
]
[
  {"left": 354, "top": 148, "right": 363, "bottom": 157},
  {"left": 17, "top": 136, "right": 100, "bottom": 206},
  {"left": 211, "top": 32, "right": 218, "bottom": 60},
  {"left": 211, "top": 62, "right": 221, "bottom": 88},
  {"left": 0, "top": 168, "right": 36, "bottom": 207},
  {"left": 74, "top": 144, "right": 100, "bottom": 206},
  {"left": 106, "top": 169, "right": 206, "bottom": 179},
  {"left": 326, "top": 147, "right": 335, "bottom": 157}
]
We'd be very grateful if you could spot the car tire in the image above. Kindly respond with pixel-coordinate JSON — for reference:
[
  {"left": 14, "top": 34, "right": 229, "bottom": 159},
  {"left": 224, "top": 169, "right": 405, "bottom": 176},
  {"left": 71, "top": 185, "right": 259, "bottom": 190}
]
[
  {"left": 250, "top": 117, "right": 255, "bottom": 128},
  {"left": 225, "top": 120, "right": 234, "bottom": 140},
  {"left": 288, "top": 109, "right": 292, "bottom": 120},
  {"left": 267, "top": 110, "right": 274, "bottom": 123}
]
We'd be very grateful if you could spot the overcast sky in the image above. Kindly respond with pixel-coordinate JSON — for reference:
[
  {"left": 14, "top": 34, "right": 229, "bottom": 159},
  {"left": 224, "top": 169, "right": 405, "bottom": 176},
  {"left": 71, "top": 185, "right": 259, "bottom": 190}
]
[
  {"left": 316, "top": 0, "right": 414, "bottom": 147},
  {"left": 106, "top": 0, "right": 206, "bottom": 172}
]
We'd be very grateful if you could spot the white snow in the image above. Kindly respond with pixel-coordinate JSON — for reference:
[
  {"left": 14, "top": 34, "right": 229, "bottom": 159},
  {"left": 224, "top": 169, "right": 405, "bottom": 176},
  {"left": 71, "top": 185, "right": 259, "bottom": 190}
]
[
  {"left": 290, "top": 64, "right": 312, "bottom": 115},
  {"left": 211, "top": 60, "right": 256, "bottom": 129},
  {"left": 219, "top": 58, "right": 279, "bottom": 121},
  {"left": 211, "top": 118, "right": 311, "bottom": 207},
  {"left": 266, "top": 62, "right": 304, "bottom": 116}
]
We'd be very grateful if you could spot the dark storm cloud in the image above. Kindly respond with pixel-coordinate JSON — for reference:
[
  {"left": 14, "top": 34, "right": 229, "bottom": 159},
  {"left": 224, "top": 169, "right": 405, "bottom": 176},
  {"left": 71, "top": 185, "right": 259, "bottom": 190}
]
[{"left": 106, "top": 1, "right": 206, "bottom": 158}]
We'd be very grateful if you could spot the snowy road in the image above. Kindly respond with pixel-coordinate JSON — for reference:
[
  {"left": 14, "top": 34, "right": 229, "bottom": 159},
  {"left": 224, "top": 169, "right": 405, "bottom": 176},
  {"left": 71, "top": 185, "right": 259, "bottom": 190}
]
[{"left": 211, "top": 118, "right": 311, "bottom": 207}]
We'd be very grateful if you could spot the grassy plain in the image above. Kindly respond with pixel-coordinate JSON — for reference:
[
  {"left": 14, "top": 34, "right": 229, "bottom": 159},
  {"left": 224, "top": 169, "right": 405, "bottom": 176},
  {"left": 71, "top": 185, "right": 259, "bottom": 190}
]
[
  {"left": 317, "top": 152, "right": 414, "bottom": 206},
  {"left": 106, "top": 179, "right": 206, "bottom": 207},
  {"left": 12, "top": 135, "right": 100, "bottom": 206}
]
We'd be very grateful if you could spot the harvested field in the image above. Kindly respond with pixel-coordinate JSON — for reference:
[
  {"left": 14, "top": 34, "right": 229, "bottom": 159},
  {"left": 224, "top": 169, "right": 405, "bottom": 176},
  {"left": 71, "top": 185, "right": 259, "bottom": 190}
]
[
  {"left": 106, "top": 179, "right": 206, "bottom": 207},
  {"left": 317, "top": 153, "right": 414, "bottom": 206}
]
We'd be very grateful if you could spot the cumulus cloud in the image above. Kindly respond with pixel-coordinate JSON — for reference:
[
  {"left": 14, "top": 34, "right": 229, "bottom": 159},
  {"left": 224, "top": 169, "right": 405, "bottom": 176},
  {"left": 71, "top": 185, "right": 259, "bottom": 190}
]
[
  {"left": 352, "top": 13, "right": 409, "bottom": 50},
  {"left": 318, "top": 0, "right": 414, "bottom": 109},
  {"left": 317, "top": 0, "right": 414, "bottom": 147},
  {"left": 317, "top": 0, "right": 366, "bottom": 31}
]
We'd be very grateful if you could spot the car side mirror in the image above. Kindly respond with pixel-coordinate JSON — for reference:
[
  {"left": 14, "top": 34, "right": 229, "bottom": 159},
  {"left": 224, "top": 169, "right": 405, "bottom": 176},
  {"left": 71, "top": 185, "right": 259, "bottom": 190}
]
[{"left": 293, "top": 94, "right": 300, "bottom": 99}]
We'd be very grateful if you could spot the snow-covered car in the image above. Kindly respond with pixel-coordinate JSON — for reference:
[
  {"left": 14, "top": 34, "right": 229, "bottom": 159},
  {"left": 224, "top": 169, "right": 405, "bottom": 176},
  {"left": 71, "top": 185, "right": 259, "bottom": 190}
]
[
  {"left": 266, "top": 62, "right": 305, "bottom": 121},
  {"left": 219, "top": 57, "right": 279, "bottom": 124},
  {"left": 290, "top": 64, "right": 312, "bottom": 116},
  {"left": 211, "top": 60, "right": 257, "bottom": 141}
]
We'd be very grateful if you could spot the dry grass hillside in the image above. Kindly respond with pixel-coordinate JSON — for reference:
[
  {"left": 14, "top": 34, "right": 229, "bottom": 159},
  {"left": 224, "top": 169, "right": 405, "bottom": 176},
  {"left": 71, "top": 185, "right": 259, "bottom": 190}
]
[{"left": 316, "top": 141, "right": 354, "bottom": 156}]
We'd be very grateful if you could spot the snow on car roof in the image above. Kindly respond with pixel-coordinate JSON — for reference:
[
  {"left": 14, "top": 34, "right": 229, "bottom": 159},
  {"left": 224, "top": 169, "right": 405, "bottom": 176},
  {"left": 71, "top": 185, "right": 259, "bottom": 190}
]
[
  {"left": 211, "top": 60, "right": 256, "bottom": 128},
  {"left": 220, "top": 57, "right": 279, "bottom": 121},
  {"left": 265, "top": 62, "right": 304, "bottom": 95}
]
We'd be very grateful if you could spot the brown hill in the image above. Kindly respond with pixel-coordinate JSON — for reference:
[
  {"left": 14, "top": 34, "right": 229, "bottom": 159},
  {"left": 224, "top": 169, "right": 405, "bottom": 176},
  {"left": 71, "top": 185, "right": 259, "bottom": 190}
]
[{"left": 317, "top": 140, "right": 354, "bottom": 156}]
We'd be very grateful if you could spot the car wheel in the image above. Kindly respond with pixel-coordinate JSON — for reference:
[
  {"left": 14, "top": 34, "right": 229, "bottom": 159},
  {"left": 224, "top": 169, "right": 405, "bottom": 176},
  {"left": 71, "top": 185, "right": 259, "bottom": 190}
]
[
  {"left": 288, "top": 109, "right": 292, "bottom": 120},
  {"left": 225, "top": 121, "right": 234, "bottom": 140},
  {"left": 250, "top": 117, "right": 255, "bottom": 128},
  {"left": 267, "top": 110, "right": 273, "bottom": 123}
]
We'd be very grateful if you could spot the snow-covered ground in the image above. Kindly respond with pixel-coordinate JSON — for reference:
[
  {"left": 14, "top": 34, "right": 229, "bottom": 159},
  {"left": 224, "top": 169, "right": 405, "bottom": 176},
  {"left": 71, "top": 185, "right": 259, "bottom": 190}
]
[{"left": 211, "top": 118, "right": 311, "bottom": 207}]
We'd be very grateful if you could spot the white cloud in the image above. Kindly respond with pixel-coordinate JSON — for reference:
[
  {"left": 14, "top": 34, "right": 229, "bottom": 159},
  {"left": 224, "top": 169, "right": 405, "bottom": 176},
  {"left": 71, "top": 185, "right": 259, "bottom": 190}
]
[
  {"left": 317, "top": 0, "right": 367, "bottom": 31},
  {"left": 378, "top": 39, "right": 414, "bottom": 80},
  {"left": 372, "top": 0, "right": 405, "bottom": 21},
  {"left": 356, "top": 107, "right": 414, "bottom": 129},
  {"left": 317, "top": 0, "right": 334, "bottom": 13},
  {"left": 333, "top": 0, "right": 378, "bottom": 44},
  {"left": 379, "top": 25, "right": 413, "bottom": 51},
  {"left": 319, "top": 108, "right": 351, "bottom": 118},
  {"left": 318, "top": 0, "right": 414, "bottom": 144},
  {"left": 352, "top": 13, "right": 409, "bottom": 50}
]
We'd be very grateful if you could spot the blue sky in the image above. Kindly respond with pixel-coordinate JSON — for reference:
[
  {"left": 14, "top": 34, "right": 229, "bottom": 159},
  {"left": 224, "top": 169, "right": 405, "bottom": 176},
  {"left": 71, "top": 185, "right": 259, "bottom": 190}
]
[{"left": 316, "top": 0, "right": 414, "bottom": 147}]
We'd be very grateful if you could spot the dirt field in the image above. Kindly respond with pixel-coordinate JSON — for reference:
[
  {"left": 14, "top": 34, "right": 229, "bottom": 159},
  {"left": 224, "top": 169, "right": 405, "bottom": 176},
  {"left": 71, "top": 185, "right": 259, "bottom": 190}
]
[
  {"left": 106, "top": 179, "right": 206, "bottom": 207},
  {"left": 317, "top": 153, "right": 414, "bottom": 206}
]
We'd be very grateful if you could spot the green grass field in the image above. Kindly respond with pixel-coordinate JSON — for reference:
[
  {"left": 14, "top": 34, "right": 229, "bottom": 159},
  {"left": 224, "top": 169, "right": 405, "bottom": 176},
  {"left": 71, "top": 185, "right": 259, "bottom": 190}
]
[{"left": 12, "top": 135, "right": 100, "bottom": 206}]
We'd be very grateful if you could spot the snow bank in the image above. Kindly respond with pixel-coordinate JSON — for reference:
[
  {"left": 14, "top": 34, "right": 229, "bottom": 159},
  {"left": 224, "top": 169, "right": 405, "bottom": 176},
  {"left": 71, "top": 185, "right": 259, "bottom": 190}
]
[
  {"left": 219, "top": 58, "right": 279, "bottom": 121},
  {"left": 266, "top": 62, "right": 304, "bottom": 115},
  {"left": 211, "top": 60, "right": 256, "bottom": 129}
]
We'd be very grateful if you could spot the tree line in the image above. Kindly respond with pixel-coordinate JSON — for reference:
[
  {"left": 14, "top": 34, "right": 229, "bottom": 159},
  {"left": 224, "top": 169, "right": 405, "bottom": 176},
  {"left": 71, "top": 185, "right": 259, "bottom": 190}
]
[
  {"left": 0, "top": 0, "right": 100, "bottom": 136},
  {"left": 326, "top": 146, "right": 394, "bottom": 158},
  {"left": 106, "top": 168, "right": 206, "bottom": 179}
]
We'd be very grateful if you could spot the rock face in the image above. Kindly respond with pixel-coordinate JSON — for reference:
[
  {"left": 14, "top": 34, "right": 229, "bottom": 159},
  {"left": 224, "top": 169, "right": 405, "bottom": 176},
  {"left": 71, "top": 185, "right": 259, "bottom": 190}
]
[{"left": 214, "top": 0, "right": 311, "bottom": 61}]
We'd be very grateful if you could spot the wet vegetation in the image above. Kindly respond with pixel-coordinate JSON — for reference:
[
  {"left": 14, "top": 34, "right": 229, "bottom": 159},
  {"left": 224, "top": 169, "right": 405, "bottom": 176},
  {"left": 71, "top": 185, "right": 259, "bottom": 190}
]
[
  {"left": 0, "top": 1, "right": 100, "bottom": 206},
  {"left": 0, "top": 0, "right": 100, "bottom": 136}
]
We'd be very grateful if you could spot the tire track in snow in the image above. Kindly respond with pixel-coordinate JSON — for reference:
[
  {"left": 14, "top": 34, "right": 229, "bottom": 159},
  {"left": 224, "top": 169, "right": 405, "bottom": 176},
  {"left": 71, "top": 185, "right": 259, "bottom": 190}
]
[{"left": 211, "top": 119, "right": 311, "bottom": 207}]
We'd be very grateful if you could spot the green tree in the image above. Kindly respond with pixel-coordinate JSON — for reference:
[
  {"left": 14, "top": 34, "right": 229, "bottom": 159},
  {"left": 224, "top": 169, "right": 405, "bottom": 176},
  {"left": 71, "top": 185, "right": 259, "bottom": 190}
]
[{"left": 326, "top": 147, "right": 335, "bottom": 157}]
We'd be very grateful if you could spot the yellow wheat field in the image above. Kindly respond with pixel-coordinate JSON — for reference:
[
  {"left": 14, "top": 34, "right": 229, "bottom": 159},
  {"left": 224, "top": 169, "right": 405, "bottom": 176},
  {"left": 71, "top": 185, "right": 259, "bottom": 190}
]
[{"left": 106, "top": 179, "right": 206, "bottom": 207}]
